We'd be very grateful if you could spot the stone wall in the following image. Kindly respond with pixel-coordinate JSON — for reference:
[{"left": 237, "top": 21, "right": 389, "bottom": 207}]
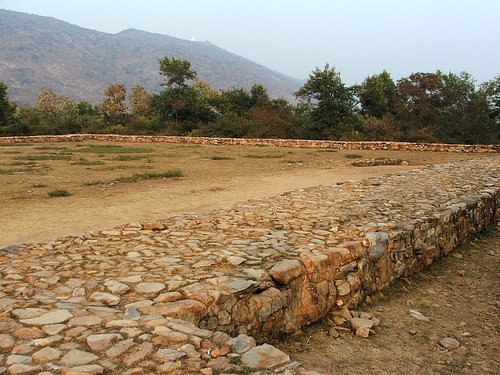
[{"left": 1, "top": 134, "right": 499, "bottom": 153}]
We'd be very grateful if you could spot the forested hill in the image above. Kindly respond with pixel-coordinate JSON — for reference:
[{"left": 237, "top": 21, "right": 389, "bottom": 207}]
[{"left": 0, "top": 9, "right": 303, "bottom": 105}]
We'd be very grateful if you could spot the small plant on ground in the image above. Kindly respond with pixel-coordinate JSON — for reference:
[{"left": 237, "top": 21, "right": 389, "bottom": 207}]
[
  {"left": 34, "top": 146, "right": 69, "bottom": 151},
  {"left": 48, "top": 188, "right": 71, "bottom": 197},
  {"left": 77, "top": 145, "right": 153, "bottom": 154},
  {"left": 71, "top": 158, "right": 105, "bottom": 165},
  {"left": 345, "top": 153, "right": 363, "bottom": 159},
  {"left": 229, "top": 356, "right": 242, "bottom": 365},
  {"left": 208, "top": 156, "right": 234, "bottom": 160},
  {"left": 0, "top": 143, "right": 33, "bottom": 147},
  {"left": 114, "top": 154, "right": 144, "bottom": 161},
  {"left": 317, "top": 149, "right": 338, "bottom": 153},
  {"left": 112, "top": 169, "right": 183, "bottom": 183},
  {"left": 15, "top": 154, "right": 72, "bottom": 161},
  {"left": 244, "top": 154, "right": 284, "bottom": 159}
]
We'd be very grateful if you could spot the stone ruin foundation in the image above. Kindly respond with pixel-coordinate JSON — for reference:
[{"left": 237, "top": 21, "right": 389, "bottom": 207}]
[{"left": 0, "top": 136, "right": 499, "bottom": 374}]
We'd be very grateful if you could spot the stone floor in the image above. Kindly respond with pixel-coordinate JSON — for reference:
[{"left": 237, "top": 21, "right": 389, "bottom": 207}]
[{"left": 0, "top": 156, "right": 499, "bottom": 374}]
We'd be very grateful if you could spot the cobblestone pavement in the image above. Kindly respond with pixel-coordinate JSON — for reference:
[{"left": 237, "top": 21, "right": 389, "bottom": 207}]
[{"left": 0, "top": 156, "right": 498, "bottom": 374}]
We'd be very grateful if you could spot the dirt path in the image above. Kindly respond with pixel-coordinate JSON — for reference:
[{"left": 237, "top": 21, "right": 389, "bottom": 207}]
[{"left": 2, "top": 164, "right": 413, "bottom": 247}]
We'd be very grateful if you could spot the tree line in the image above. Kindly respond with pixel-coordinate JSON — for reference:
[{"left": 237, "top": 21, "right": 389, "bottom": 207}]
[{"left": 0, "top": 57, "right": 498, "bottom": 144}]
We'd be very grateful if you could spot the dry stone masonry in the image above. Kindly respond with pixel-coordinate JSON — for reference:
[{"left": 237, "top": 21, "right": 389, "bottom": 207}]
[
  {"left": 0, "top": 145, "right": 499, "bottom": 373},
  {"left": 1, "top": 134, "right": 499, "bottom": 153}
]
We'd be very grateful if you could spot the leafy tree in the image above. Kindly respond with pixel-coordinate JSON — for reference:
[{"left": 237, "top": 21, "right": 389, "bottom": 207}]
[
  {"left": 250, "top": 84, "right": 270, "bottom": 107},
  {"left": 480, "top": 75, "right": 500, "bottom": 123},
  {"left": 359, "top": 70, "right": 397, "bottom": 118},
  {"left": 295, "top": 64, "right": 357, "bottom": 139},
  {"left": 33, "top": 88, "right": 79, "bottom": 134},
  {"left": 100, "top": 83, "right": 128, "bottom": 125},
  {"left": 159, "top": 56, "right": 197, "bottom": 88},
  {"left": 396, "top": 71, "right": 495, "bottom": 143},
  {"left": 215, "top": 88, "right": 253, "bottom": 117},
  {"left": 0, "top": 81, "right": 15, "bottom": 126},
  {"left": 154, "top": 58, "right": 217, "bottom": 131},
  {"left": 129, "top": 85, "right": 151, "bottom": 117},
  {"left": 36, "top": 88, "right": 58, "bottom": 117}
]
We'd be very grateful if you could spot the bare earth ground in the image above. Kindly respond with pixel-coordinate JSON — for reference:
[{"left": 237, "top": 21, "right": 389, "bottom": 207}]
[
  {"left": 1, "top": 141, "right": 498, "bottom": 374},
  {"left": 0, "top": 141, "right": 481, "bottom": 247}
]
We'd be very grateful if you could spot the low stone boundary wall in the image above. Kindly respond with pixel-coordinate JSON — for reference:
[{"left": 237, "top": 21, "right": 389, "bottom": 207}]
[{"left": 1, "top": 134, "right": 499, "bottom": 153}]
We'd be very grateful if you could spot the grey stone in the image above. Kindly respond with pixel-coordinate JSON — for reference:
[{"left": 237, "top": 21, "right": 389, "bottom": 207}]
[
  {"left": 269, "top": 260, "right": 305, "bottom": 285},
  {"left": 136, "top": 282, "right": 165, "bottom": 294},
  {"left": 241, "top": 343, "right": 290, "bottom": 368},
  {"left": 365, "top": 232, "right": 389, "bottom": 261},
  {"left": 227, "top": 279, "right": 259, "bottom": 294},
  {"left": 350, "top": 318, "right": 374, "bottom": 331},
  {"left": 87, "top": 333, "right": 123, "bottom": 352},
  {"left": 6, "top": 355, "right": 31, "bottom": 365},
  {"left": 153, "top": 348, "right": 186, "bottom": 362},
  {"left": 439, "top": 337, "right": 460, "bottom": 350},
  {"left": 104, "top": 280, "right": 130, "bottom": 294},
  {"left": 32, "top": 347, "right": 62, "bottom": 362},
  {"left": 89, "top": 292, "right": 121, "bottom": 306},
  {"left": 409, "top": 309, "right": 430, "bottom": 322},
  {"left": 68, "top": 315, "right": 103, "bottom": 326},
  {"left": 20, "top": 310, "right": 73, "bottom": 325},
  {"left": 227, "top": 334, "right": 256, "bottom": 354},
  {"left": 60, "top": 349, "right": 99, "bottom": 367},
  {"left": 105, "top": 339, "right": 135, "bottom": 358},
  {"left": 227, "top": 256, "right": 246, "bottom": 265},
  {"left": 62, "top": 364, "right": 104, "bottom": 374},
  {"left": 6, "top": 364, "right": 43, "bottom": 375},
  {"left": 0, "top": 334, "right": 15, "bottom": 350}
]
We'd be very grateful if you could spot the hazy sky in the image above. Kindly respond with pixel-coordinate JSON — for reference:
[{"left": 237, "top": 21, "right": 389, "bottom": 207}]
[{"left": 1, "top": 0, "right": 499, "bottom": 84}]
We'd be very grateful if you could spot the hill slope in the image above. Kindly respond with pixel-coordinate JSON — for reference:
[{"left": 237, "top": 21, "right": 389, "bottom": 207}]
[{"left": 0, "top": 9, "right": 303, "bottom": 105}]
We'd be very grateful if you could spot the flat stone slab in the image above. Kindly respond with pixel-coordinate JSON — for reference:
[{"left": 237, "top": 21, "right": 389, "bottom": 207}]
[
  {"left": 241, "top": 344, "right": 291, "bottom": 368},
  {"left": 20, "top": 310, "right": 73, "bottom": 325}
]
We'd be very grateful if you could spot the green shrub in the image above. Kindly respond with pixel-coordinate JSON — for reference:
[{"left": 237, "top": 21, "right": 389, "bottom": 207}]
[
  {"left": 345, "top": 154, "right": 363, "bottom": 159},
  {"left": 114, "top": 155, "right": 143, "bottom": 161},
  {"left": 112, "top": 169, "right": 183, "bottom": 184},
  {"left": 208, "top": 156, "right": 234, "bottom": 160},
  {"left": 48, "top": 188, "right": 71, "bottom": 197}
]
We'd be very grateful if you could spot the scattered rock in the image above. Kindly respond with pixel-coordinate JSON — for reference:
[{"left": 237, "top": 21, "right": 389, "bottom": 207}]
[
  {"left": 409, "top": 309, "right": 430, "bottom": 322},
  {"left": 350, "top": 318, "right": 374, "bottom": 331},
  {"left": 241, "top": 344, "right": 290, "bottom": 369},
  {"left": 439, "top": 337, "right": 460, "bottom": 350},
  {"left": 227, "top": 334, "right": 256, "bottom": 354}
]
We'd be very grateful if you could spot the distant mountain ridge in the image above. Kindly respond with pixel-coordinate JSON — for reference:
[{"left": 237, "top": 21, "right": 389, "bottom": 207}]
[{"left": 0, "top": 9, "right": 303, "bottom": 105}]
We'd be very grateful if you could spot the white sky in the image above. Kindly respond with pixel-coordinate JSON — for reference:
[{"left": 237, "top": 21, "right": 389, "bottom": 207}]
[{"left": 1, "top": 0, "right": 499, "bottom": 84}]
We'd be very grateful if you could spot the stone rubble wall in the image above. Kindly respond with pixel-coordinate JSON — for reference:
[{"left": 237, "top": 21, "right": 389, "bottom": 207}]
[{"left": 1, "top": 134, "right": 499, "bottom": 153}]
